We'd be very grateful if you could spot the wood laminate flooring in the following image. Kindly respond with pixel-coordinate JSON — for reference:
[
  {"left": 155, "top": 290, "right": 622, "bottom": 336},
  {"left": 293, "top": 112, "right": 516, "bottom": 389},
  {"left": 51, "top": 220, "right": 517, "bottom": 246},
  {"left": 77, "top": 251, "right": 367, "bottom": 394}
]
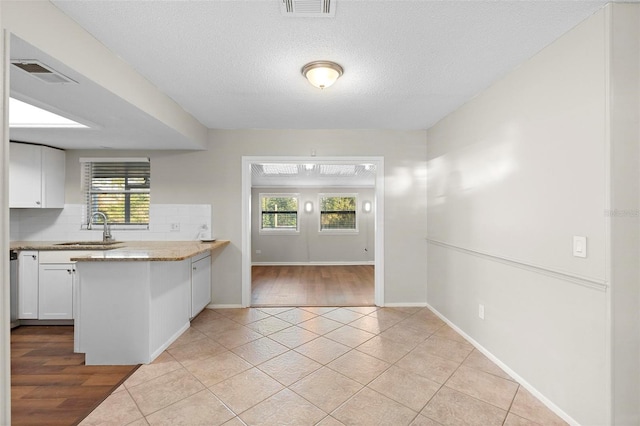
[
  {"left": 251, "top": 265, "right": 374, "bottom": 306},
  {"left": 11, "top": 325, "right": 138, "bottom": 426}
]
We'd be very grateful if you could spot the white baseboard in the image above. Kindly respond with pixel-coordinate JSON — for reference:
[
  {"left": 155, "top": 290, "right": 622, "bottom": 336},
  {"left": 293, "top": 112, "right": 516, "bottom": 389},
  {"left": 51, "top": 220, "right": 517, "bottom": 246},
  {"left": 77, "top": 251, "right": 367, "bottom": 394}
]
[
  {"left": 425, "top": 303, "right": 579, "bottom": 426},
  {"left": 150, "top": 321, "right": 190, "bottom": 363},
  {"left": 383, "top": 302, "right": 428, "bottom": 308},
  {"left": 252, "top": 261, "right": 375, "bottom": 266},
  {"left": 207, "top": 303, "right": 243, "bottom": 309}
]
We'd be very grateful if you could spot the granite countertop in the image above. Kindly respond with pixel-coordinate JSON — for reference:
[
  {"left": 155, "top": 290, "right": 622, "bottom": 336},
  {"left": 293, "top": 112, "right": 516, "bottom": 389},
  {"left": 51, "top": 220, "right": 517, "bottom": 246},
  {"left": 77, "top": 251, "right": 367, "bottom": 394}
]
[{"left": 10, "top": 240, "right": 230, "bottom": 262}]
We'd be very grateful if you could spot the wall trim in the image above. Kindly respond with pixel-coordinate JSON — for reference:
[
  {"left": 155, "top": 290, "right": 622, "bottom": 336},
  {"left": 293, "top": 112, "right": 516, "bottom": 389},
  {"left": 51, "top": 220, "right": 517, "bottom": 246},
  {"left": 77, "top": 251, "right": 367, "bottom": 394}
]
[
  {"left": 252, "top": 261, "right": 375, "bottom": 266},
  {"left": 426, "top": 238, "right": 608, "bottom": 292},
  {"left": 207, "top": 303, "right": 243, "bottom": 309},
  {"left": 426, "top": 303, "right": 579, "bottom": 426},
  {"left": 0, "top": 27, "right": 10, "bottom": 426},
  {"left": 384, "top": 302, "right": 428, "bottom": 308},
  {"left": 150, "top": 322, "right": 189, "bottom": 362}
]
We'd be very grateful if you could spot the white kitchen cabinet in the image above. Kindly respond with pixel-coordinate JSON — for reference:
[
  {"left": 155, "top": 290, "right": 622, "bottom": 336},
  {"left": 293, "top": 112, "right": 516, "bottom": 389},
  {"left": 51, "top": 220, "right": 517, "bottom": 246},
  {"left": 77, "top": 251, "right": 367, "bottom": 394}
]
[
  {"left": 18, "top": 251, "right": 39, "bottom": 319},
  {"left": 18, "top": 251, "right": 91, "bottom": 321},
  {"left": 191, "top": 252, "right": 211, "bottom": 318},
  {"left": 38, "top": 263, "right": 74, "bottom": 320},
  {"left": 77, "top": 259, "right": 192, "bottom": 364},
  {"left": 10, "top": 142, "right": 65, "bottom": 208}
]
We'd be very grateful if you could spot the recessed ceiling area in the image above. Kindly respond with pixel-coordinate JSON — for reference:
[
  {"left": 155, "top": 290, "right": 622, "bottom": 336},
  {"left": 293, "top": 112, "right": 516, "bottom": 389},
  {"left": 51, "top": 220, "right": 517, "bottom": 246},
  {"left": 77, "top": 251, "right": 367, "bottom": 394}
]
[
  {"left": 9, "top": 97, "right": 87, "bottom": 129},
  {"left": 251, "top": 163, "right": 376, "bottom": 187},
  {"left": 9, "top": 35, "right": 203, "bottom": 150}
]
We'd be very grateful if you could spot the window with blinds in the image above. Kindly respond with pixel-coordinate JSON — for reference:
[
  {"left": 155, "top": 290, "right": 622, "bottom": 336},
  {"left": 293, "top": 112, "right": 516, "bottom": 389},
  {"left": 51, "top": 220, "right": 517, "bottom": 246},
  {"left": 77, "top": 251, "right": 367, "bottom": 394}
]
[
  {"left": 80, "top": 158, "right": 150, "bottom": 227},
  {"left": 319, "top": 194, "right": 357, "bottom": 232},
  {"left": 260, "top": 193, "right": 299, "bottom": 233}
]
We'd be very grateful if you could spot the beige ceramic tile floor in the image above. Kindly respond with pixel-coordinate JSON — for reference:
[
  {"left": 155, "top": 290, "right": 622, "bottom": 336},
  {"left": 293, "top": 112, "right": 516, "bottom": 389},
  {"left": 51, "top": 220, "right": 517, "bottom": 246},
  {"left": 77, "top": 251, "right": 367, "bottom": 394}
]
[{"left": 80, "top": 307, "right": 568, "bottom": 426}]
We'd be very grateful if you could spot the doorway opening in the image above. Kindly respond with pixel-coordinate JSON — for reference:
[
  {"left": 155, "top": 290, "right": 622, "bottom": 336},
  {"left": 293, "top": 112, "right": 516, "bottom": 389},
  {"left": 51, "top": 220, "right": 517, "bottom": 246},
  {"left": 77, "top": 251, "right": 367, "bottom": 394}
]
[{"left": 241, "top": 156, "right": 384, "bottom": 307}]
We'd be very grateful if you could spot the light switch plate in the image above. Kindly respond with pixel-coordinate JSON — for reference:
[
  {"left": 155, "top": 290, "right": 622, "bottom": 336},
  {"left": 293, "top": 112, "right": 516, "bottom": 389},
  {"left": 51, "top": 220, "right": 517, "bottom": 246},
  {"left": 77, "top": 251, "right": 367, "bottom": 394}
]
[{"left": 573, "top": 236, "right": 587, "bottom": 258}]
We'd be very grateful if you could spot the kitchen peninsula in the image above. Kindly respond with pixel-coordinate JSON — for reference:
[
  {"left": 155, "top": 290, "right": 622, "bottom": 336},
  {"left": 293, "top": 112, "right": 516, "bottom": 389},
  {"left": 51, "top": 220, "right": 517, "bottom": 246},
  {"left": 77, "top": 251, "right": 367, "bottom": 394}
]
[{"left": 68, "top": 240, "right": 227, "bottom": 365}]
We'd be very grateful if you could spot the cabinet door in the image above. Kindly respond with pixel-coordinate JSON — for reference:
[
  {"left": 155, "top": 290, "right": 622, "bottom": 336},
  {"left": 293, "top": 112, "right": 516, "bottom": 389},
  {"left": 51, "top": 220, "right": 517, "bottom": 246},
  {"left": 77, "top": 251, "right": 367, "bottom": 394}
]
[
  {"left": 10, "top": 143, "right": 42, "bottom": 208},
  {"left": 41, "top": 146, "right": 66, "bottom": 208},
  {"left": 191, "top": 255, "right": 211, "bottom": 318},
  {"left": 18, "top": 251, "right": 39, "bottom": 319},
  {"left": 39, "top": 264, "right": 74, "bottom": 320}
]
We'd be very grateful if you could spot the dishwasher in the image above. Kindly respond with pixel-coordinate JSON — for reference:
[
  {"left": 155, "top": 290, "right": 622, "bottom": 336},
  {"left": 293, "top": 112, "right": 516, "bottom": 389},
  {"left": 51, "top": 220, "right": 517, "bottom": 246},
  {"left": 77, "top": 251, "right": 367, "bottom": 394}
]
[{"left": 10, "top": 250, "right": 19, "bottom": 328}]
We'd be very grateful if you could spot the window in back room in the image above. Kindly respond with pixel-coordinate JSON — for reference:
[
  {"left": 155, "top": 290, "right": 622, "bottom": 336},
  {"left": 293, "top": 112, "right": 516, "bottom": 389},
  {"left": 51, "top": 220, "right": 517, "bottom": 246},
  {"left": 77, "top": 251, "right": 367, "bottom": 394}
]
[
  {"left": 319, "top": 193, "right": 358, "bottom": 232},
  {"left": 259, "top": 193, "right": 300, "bottom": 233}
]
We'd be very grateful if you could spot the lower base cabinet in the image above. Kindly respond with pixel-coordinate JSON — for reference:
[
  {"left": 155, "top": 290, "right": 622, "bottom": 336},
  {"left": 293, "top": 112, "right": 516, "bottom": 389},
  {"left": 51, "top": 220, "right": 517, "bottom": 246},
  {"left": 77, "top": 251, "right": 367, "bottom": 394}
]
[
  {"left": 76, "top": 250, "right": 216, "bottom": 365},
  {"left": 77, "top": 259, "right": 192, "bottom": 365},
  {"left": 18, "top": 250, "right": 80, "bottom": 321},
  {"left": 38, "top": 263, "right": 74, "bottom": 320},
  {"left": 191, "top": 252, "right": 211, "bottom": 318},
  {"left": 18, "top": 251, "right": 39, "bottom": 319}
]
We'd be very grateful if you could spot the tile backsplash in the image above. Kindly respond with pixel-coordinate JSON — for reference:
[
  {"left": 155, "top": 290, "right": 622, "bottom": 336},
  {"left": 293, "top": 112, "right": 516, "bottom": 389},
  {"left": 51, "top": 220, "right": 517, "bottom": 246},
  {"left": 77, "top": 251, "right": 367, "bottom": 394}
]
[{"left": 10, "top": 204, "right": 213, "bottom": 242}]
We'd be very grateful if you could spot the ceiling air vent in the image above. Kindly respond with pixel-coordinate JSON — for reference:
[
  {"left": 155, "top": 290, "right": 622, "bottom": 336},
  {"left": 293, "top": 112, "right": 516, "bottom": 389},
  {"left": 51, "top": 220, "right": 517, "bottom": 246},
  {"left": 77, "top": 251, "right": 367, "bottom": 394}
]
[
  {"left": 281, "top": 0, "right": 335, "bottom": 17},
  {"left": 11, "top": 60, "right": 77, "bottom": 84}
]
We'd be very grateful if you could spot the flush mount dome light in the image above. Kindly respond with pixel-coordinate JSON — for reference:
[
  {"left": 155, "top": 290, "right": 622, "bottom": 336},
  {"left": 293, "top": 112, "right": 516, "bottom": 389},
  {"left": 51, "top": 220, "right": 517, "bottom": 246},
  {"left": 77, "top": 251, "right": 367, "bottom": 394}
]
[{"left": 301, "top": 61, "right": 343, "bottom": 89}]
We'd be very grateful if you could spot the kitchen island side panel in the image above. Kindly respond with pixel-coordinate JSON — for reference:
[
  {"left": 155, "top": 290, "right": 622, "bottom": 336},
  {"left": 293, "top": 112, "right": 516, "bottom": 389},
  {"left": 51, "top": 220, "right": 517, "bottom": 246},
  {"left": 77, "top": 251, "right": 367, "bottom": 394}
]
[
  {"left": 77, "top": 261, "right": 151, "bottom": 365},
  {"left": 149, "top": 259, "right": 191, "bottom": 359}
]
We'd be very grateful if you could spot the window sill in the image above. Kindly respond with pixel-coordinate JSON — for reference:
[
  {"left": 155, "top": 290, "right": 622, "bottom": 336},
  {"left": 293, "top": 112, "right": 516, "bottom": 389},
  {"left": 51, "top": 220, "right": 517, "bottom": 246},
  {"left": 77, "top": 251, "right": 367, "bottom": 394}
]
[
  {"left": 319, "top": 230, "right": 359, "bottom": 235},
  {"left": 259, "top": 229, "right": 300, "bottom": 235}
]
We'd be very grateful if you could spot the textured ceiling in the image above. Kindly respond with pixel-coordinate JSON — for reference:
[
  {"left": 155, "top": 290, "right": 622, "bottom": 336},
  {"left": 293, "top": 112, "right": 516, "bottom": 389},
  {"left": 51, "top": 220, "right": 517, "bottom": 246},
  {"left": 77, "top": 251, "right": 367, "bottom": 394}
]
[{"left": 51, "top": 0, "right": 612, "bottom": 132}]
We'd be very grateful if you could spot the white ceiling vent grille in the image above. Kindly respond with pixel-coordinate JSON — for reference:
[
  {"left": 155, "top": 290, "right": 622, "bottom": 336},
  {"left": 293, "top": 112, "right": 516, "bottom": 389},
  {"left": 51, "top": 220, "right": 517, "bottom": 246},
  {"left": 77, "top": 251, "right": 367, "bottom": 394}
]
[
  {"left": 11, "top": 60, "right": 77, "bottom": 84},
  {"left": 281, "top": 0, "right": 335, "bottom": 17}
]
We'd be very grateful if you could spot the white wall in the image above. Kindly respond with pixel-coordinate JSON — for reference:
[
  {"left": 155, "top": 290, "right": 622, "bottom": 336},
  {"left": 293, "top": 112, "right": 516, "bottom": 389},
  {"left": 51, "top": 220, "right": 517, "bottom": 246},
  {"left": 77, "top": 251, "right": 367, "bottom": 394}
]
[
  {"left": 426, "top": 5, "right": 639, "bottom": 425},
  {"left": 608, "top": 4, "right": 640, "bottom": 424},
  {"left": 251, "top": 187, "right": 375, "bottom": 264},
  {"left": 64, "top": 129, "right": 427, "bottom": 306}
]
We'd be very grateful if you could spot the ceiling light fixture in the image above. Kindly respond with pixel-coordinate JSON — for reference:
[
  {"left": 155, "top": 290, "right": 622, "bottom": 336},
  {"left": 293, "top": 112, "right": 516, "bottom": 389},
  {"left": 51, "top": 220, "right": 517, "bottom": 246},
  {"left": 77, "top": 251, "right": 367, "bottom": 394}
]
[{"left": 301, "top": 61, "right": 343, "bottom": 89}]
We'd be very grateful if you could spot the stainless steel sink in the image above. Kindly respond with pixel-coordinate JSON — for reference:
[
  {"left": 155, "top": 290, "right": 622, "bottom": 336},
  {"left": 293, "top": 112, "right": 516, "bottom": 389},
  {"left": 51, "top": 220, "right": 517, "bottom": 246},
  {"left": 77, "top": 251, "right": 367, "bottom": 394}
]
[{"left": 55, "top": 241, "right": 122, "bottom": 249}]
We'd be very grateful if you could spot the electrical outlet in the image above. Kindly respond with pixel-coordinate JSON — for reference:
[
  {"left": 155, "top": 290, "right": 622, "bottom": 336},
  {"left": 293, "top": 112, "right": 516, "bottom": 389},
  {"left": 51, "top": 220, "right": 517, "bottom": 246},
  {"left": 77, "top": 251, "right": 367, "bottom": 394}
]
[
  {"left": 256, "top": 249, "right": 262, "bottom": 255},
  {"left": 478, "top": 304, "right": 485, "bottom": 320},
  {"left": 170, "top": 223, "right": 180, "bottom": 232}
]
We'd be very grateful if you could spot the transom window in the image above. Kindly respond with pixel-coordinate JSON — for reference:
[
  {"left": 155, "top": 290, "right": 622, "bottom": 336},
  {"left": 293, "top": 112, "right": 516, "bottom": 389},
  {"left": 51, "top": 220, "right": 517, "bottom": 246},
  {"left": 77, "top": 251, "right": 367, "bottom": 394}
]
[
  {"left": 319, "top": 194, "right": 357, "bottom": 232},
  {"left": 81, "top": 158, "right": 150, "bottom": 228},
  {"left": 260, "top": 194, "right": 299, "bottom": 232}
]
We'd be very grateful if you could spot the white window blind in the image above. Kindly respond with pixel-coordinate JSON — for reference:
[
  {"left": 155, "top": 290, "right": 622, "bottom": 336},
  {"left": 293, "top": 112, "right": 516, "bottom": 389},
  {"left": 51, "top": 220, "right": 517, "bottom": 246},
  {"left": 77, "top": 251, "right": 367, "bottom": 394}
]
[
  {"left": 319, "top": 194, "right": 357, "bottom": 231},
  {"left": 80, "top": 158, "right": 150, "bottom": 227},
  {"left": 260, "top": 193, "right": 299, "bottom": 233}
]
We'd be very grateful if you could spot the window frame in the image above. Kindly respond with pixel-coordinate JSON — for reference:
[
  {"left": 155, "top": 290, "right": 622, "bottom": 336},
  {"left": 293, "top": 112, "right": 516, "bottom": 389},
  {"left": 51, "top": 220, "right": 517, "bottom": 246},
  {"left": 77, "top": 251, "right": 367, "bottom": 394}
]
[
  {"left": 80, "top": 157, "right": 151, "bottom": 230},
  {"left": 258, "top": 193, "right": 301, "bottom": 235},
  {"left": 318, "top": 193, "right": 359, "bottom": 234}
]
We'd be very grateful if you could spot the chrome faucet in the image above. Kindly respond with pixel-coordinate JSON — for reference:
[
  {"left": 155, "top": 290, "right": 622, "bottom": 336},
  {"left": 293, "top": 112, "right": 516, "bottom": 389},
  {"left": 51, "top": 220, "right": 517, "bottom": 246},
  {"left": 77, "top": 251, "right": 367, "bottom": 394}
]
[{"left": 89, "top": 211, "right": 113, "bottom": 242}]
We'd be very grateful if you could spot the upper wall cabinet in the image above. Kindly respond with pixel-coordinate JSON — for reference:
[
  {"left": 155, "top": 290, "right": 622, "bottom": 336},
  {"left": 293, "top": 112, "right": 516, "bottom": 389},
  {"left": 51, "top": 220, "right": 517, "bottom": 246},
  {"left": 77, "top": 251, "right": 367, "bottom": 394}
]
[{"left": 10, "top": 142, "right": 65, "bottom": 208}]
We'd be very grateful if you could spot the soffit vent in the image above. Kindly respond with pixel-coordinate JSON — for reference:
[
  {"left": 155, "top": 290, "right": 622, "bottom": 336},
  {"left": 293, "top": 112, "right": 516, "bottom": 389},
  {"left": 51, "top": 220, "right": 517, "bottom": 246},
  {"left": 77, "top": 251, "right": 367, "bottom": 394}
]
[
  {"left": 281, "top": 0, "right": 335, "bottom": 17},
  {"left": 11, "top": 60, "right": 77, "bottom": 84}
]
